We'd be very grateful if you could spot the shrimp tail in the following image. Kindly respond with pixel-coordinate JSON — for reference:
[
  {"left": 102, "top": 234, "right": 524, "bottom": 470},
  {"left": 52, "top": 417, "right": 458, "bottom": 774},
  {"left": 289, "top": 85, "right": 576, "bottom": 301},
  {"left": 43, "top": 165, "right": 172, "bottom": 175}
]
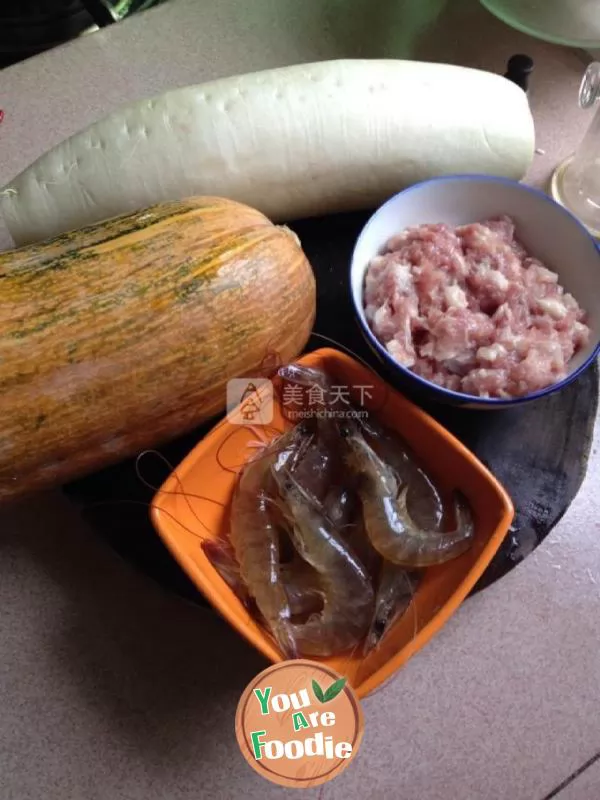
[
  {"left": 392, "top": 486, "right": 475, "bottom": 567},
  {"left": 409, "top": 488, "right": 475, "bottom": 547},
  {"left": 451, "top": 491, "right": 475, "bottom": 539}
]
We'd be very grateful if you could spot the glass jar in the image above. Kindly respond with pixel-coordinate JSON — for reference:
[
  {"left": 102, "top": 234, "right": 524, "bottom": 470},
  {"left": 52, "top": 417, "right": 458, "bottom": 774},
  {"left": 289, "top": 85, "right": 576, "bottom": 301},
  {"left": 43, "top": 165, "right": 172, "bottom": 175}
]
[
  {"left": 551, "top": 62, "right": 600, "bottom": 238},
  {"left": 480, "top": 0, "right": 600, "bottom": 48}
]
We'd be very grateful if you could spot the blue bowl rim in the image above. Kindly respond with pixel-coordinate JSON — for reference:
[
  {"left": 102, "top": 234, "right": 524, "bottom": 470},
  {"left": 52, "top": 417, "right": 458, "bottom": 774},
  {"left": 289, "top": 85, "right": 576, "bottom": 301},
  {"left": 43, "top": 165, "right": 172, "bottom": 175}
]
[{"left": 349, "top": 174, "right": 600, "bottom": 407}]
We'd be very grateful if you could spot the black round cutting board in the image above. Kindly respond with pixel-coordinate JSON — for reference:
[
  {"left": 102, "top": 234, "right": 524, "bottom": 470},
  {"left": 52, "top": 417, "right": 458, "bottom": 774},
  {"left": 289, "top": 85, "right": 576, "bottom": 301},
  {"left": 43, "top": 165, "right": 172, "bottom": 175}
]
[{"left": 63, "top": 209, "right": 599, "bottom": 602}]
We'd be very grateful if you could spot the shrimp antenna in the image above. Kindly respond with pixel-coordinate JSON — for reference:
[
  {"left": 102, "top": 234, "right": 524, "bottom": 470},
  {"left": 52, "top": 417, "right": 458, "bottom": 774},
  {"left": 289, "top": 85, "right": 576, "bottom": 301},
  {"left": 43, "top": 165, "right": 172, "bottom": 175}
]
[
  {"left": 359, "top": 571, "right": 420, "bottom": 698},
  {"left": 215, "top": 424, "right": 286, "bottom": 476},
  {"left": 136, "top": 450, "right": 224, "bottom": 536}
]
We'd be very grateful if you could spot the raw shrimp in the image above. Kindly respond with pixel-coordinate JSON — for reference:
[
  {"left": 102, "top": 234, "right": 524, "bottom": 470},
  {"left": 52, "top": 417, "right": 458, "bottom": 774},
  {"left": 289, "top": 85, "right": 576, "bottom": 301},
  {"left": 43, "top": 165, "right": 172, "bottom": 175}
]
[
  {"left": 280, "top": 561, "right": 324, "bottom": 619},
  {"left": 288, "top": 429, "right": 339, "bottom": 502},
  {"left": 323, "top": 485, "right": 357, "bottom": 528},
  {"left": 278, "top": 363, "right": 333, "bottom": 399},
  {"left": 278, "top": 363, "right": 347, "bottom": 430},
  {"left": 278, "top": 363, "right": 350, "bottom": 493},
  {"left": 203, "top": 539, "right": 323, "bottom": 621},
  {"left": 361, "top": 417, "right": 444, "bottom": 530},
  {"left": 277, "top": 363, "right": 330, "bottom": 421},
  {"left": 341, "top": 423, "right": 475, "bottom": 567},
  {"left": 202, "top": 539, "right": 252, "bottom": 609},
  {"left": 364, "top": 564, "right": 420, "bottom": 655},
  {"left": 229, "top": 427, "right": 304, "bottom": 657},
  {"left": 323, "top": 483, "right": 381, "bottom": 578},
  {"left": 272, "top": 468, "right": 375, "bottom": 657},
  {"left": 283, "top": 362, "right": 443, "bottom": 529}
]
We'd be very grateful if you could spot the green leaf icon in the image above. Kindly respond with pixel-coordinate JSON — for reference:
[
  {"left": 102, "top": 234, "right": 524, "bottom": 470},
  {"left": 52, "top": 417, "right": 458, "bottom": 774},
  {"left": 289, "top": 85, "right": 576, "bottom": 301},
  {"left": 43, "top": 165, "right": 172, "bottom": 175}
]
[
  {"left": 312, "top": 679, "right": 325, "bottom": 703},
  {"left": 323, "top": 677, "right": 347, "bottom": 703}
]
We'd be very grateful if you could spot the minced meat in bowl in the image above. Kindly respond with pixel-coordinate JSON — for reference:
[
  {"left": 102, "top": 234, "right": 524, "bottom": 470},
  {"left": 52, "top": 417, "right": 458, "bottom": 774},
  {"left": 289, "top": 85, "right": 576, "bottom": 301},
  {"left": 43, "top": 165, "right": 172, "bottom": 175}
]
[{"left": 363, "top": 214, "right": 591, "bottom": 399}]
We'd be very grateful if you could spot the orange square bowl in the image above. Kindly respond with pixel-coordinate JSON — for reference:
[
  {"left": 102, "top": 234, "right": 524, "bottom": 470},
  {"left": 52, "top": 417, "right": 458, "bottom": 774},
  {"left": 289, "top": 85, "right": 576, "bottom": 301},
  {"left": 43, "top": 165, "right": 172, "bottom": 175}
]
[{"left": 150, "top": 347, "right": 514, "bottom": 698}]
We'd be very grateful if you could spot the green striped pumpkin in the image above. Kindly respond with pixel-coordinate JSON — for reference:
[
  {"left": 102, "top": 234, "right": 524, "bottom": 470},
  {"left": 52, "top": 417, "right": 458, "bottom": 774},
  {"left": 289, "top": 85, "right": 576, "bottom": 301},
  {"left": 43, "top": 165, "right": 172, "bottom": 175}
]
[{"left": 0, "top": 196, "right": 316, "bottom": 504}]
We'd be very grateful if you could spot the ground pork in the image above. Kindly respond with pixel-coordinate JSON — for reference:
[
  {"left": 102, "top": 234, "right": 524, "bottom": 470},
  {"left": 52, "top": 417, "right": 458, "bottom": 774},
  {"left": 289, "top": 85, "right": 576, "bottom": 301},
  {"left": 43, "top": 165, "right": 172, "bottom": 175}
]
[{"left": 363, "top": 216, "right": 590, "bottom": 398}]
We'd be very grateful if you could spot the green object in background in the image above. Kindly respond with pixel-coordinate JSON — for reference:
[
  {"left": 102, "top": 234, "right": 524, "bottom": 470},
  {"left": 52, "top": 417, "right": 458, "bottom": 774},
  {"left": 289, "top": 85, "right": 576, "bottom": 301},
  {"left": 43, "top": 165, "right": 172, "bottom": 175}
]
[
  {"left": 324, "top": 0, "right": 449, "bottom": 59},
  {"left": 111, "top": 0, "right": 450, "bottom": 60},
  {"left": 480, "top": 0, "right": 600, "bottom": 48},
  {"left": 112, "top": 0, "right": 170, "bottom": 21}
]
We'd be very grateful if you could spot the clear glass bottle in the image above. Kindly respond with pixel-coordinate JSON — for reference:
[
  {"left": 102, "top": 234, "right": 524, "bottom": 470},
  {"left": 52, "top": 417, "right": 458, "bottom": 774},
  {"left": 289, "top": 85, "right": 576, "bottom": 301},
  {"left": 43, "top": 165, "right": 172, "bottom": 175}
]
[
  {"left": 551, "top": 62, "right": 600, "bottom": 237},
  {"left": 481, "top": 0, "right": 600, "bottom": 48}
]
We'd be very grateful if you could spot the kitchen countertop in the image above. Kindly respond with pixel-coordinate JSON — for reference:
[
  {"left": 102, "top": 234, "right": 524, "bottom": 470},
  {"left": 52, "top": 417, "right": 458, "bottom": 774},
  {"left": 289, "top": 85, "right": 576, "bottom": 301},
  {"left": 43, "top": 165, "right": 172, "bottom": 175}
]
[{"left": 1, "top": 1, "right": 600, "bottom": 799}]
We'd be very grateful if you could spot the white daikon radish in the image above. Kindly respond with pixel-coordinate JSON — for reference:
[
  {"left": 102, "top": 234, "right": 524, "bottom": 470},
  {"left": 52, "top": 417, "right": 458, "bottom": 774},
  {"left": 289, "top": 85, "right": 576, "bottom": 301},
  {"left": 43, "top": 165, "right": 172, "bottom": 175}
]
[{"left": 0, "top": 59, "right": 535, "bottom": 246}]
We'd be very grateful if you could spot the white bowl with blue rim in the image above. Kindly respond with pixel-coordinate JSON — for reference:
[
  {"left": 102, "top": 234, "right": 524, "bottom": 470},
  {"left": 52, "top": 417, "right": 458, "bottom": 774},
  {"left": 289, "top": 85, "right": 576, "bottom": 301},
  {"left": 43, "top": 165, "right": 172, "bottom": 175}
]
[{"left": 349, "top": 175, "right": 600, "bottom": 409}]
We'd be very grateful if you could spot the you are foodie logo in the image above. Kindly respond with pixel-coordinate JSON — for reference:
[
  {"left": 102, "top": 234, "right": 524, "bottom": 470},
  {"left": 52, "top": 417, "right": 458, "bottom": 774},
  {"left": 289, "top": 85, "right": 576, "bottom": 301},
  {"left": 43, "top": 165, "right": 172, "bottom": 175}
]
[{"left": 235, "top": 660, "right": 364, "bottom": 788}]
